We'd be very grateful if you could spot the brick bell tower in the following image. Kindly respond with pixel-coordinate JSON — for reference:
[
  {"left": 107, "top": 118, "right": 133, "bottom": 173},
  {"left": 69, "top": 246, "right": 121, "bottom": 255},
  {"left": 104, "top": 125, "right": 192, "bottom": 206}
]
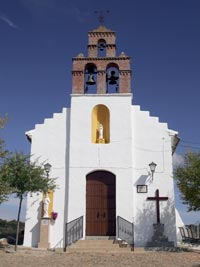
[{"left": 72, "top": 25, "right": 131, "bottom": 94}]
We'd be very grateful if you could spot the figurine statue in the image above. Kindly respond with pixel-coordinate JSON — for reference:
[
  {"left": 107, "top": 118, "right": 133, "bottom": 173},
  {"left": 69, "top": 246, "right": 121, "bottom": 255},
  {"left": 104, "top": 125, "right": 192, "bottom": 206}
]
[
  {"left": 43, "top": 193, "right": 50, "bottom": 218},
  {"left": 99, "top": 123, "right": 103, "bottom": 139}
]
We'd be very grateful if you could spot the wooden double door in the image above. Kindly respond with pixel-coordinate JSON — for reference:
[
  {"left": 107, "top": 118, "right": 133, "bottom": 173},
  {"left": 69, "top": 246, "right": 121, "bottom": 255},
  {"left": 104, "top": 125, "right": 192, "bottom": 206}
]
[{"left": 86, "top": 171, "right": 116, "bottom": 236}]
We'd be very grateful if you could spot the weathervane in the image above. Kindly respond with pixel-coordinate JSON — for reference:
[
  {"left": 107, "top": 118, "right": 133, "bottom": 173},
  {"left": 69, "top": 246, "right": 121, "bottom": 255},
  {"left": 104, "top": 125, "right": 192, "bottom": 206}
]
[{"left": 94, "top": 10, "right": 110, "bottom": 25}]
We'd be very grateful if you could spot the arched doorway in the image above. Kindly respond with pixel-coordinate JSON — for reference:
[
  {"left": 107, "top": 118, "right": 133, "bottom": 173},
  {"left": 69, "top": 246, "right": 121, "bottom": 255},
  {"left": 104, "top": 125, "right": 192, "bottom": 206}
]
[{"left": 86, "top": 171, "right": 116, "bottom": 236}]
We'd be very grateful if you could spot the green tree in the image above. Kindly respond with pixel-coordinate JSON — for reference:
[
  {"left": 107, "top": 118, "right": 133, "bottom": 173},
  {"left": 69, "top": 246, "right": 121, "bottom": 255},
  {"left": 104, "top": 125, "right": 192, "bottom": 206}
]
[
  {"left": 0, "top": 176, "right": 11, "bottom": 204},
  {"left": 174, "top": 151, "right": 200, "bottom": 211},
  {"left": 0, "top": 152, "right": 57, "bottom": 251},
  {"left": 0, "top": 115, "right": 11, "bottom": 203},
  {"left": 0, "top": 116, "right": 8, "bottom": 159}
]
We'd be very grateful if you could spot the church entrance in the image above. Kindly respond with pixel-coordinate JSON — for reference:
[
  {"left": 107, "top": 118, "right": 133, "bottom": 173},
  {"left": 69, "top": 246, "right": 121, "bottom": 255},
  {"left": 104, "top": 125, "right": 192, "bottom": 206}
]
[{"left": 86, "top": 171, "right": 116, "bottom": 236}]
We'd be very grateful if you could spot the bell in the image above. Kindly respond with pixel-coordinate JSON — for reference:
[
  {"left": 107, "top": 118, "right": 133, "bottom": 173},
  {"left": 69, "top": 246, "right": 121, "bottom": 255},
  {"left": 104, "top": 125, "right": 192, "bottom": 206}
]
[
  {"left": 86, "top": 74, "right": 95, "bottom": 85},
  {"left": 108, "top": 70, "right": 119, "bottom": 85},
  {"left": 99, "top": 43, "right": 106, "bottom": 51}
]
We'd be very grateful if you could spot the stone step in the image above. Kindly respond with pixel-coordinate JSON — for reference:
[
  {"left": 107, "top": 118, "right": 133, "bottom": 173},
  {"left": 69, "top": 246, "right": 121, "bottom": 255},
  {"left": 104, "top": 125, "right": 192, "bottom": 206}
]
[
  {"left": 71, "top": 240, "right": 116, "bottom": 248},
  {"left": 66, "top": 240, "right": 133, "bottom": 253},
  {"left": 146, "top": 241, "right": 174, "bottom": 247}
]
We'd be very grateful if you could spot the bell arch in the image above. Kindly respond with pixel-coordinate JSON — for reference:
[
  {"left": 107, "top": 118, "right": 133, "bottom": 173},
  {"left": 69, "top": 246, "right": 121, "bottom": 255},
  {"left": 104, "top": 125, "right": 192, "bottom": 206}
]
[
  {"left": 98, "top": 39, "right": 106, "bottom": 57},
  {"left": 91, "top": 104, "right": 110, "bottom": 144},
  {"left": 106, "top": 63, "right": 119, "bottom": 93},
  {"left": 84, "top": 63, "right": 97, "bottom": 94}
]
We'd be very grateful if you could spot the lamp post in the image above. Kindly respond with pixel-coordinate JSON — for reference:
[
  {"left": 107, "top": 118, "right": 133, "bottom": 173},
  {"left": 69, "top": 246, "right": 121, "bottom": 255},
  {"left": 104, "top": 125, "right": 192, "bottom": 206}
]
[
  {"left": 44, "top": 163, "right": 52, "bottom": 178},
  {"left": 149, "top": 161, "right": 157, "bottom": 180}
]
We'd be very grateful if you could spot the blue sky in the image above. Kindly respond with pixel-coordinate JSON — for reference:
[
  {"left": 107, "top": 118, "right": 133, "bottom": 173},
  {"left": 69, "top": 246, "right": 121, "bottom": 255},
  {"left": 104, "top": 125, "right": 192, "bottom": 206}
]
[{"left": 0, "top": 0, "right": 200, "bottom": 224}]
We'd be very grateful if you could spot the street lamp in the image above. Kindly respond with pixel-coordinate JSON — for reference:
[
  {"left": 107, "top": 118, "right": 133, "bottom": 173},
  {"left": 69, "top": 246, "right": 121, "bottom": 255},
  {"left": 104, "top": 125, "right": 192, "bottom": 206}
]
[
  {"left": 149, "top": 161, "right": 157, "bottom": 180},
  {"left": 44, "top": 163, "right": 52, "bottom": 178}
]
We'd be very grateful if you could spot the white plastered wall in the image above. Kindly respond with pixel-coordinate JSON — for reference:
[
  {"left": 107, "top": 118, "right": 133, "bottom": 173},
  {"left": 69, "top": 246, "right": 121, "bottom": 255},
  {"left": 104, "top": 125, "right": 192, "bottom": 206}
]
[
  {"left": 132, "top": 105, "right": 177, "bottom": 246},
  {"left": 23, "top": 95, "right": 178, "bottom": 248},
  {"left": 23, "top": 108, "right": 70, "bottom": 248}
]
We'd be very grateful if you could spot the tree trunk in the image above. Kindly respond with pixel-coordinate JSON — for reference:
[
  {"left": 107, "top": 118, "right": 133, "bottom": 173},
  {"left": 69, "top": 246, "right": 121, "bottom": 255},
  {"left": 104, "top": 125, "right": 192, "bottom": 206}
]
[{"left": 15, "top": 195, "right": 23, "bottom": 251}]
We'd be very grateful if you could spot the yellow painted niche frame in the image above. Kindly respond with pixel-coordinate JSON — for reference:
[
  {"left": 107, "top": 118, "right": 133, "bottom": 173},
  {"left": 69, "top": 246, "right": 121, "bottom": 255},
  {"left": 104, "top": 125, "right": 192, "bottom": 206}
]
[
  {"left": 91, "top": 104, "right": 110, "bottom": 144},
  {"left": 42, "top": 190, "right": 54, "bottom": 218}
]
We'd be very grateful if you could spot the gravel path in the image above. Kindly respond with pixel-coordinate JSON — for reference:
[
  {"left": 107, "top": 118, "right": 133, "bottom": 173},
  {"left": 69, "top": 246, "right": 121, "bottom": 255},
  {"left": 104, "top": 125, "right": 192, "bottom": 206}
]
[{"left": 0, "top": 249, "right": 200, "bottom": 267}]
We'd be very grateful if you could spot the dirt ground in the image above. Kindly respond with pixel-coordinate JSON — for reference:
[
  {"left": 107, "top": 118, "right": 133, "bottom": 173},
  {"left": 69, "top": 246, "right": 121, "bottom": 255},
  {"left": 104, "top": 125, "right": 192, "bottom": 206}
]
[{"left": 0, "top": 248, "right": 200, "bottom": 267}]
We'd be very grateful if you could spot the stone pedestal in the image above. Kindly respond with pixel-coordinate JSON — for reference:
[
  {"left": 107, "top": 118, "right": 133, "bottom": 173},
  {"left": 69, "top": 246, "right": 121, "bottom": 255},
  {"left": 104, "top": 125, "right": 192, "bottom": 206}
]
[
  {"left": 97, "top": 138, "right": 105, "bottom": 144},
  {"left": 146, "top": 223, "right": 174, "bottom": 247},
  {"left": 38, "top": 218, "right": 51, "bottom": 249}
]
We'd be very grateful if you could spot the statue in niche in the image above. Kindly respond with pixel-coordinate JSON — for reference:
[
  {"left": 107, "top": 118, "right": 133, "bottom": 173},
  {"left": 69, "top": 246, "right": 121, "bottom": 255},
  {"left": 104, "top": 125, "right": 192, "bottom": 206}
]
[
  {"left": 99, "top": 123, "right": 103, "bottom": 139},
  {"left": 43, "top": 193, "right": 50, "bottom": 218}
]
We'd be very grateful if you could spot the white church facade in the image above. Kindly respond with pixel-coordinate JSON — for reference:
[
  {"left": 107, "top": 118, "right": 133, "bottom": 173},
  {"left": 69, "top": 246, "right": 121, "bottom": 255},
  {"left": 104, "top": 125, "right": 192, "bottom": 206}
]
[{"left": 24, "top": 26, "right": 180, "bottom": 249}]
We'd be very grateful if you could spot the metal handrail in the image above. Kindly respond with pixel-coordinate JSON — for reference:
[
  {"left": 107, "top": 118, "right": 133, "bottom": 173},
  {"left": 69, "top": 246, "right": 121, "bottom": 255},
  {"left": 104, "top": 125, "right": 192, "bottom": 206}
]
[
  {"left": 188, "top": 224, "right": 200, "bottom": 239},
  {"left": 185, "top": 224, "right": 200, "bottom": 242},
  {"left": 116, "top": 216, "right": 134, "bottom": 248},
  {"left": 65, "top": 216, "right": 83, "bottom": 249}
]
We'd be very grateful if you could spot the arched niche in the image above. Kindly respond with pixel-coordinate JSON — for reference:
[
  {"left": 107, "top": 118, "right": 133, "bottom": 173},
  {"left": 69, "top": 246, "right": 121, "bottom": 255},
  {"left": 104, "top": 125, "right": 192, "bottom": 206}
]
[
  {"left": 98, "top": 39, "right": 106, "bottom": 57},
  {"left": 42, "top": 190, "right": 53, "bottom": 218},
  {"left": 106, "top": 63, "right": 119, "bottom": 93},
  {"left": 84, "top": 63, "right": 97, "bottom": 94},
  {"left": 91, "top": 104, "right": 110, "bottom": 144}
]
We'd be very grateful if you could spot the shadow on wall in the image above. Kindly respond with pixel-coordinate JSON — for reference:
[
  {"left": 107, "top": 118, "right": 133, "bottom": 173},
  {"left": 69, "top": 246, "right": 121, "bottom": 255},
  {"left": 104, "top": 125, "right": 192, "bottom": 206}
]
[
  {"left": 63, "top": 109, "right": 71, "bottom": 249},
  {"left": 135, "top": 198, "right": 176, "bottom": 246},
  {"left": 135, "top": 202, "right": 154, "bottom": 246},
  {"left": 161, "top": 198, "right": 177, "bottom": 244},
  {"left": 134, "top": 174, "right": 153, "bottom": 187},
  {"left": 29, "top": 200, "right": 42, "bottom": 247},
  {"left": 53, "top": 238, "right": 63, "bottom": 249}
]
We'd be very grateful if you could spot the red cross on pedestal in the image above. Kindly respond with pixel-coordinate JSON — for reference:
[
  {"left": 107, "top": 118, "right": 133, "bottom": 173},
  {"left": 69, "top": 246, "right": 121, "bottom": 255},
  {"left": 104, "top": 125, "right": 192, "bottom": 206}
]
[{"left": 147, "top": 189, "right": 168, "bottom": 224}]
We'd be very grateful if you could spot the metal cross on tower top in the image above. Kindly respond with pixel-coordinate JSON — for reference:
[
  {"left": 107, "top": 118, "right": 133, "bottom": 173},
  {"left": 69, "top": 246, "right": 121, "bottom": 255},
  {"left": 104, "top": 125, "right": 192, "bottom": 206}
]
[
  {"left": 147, "top": 189, "right": 168, "bottom": 224},
  {"left": 94, "top": 10, "right": 110, "bottom": 24}
]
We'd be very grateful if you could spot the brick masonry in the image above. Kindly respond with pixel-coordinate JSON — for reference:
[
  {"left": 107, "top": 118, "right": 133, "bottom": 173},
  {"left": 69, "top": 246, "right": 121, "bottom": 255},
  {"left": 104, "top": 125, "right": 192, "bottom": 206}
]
[{"left": 72, "top": 26, "right": 132, "bottom": 94}]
